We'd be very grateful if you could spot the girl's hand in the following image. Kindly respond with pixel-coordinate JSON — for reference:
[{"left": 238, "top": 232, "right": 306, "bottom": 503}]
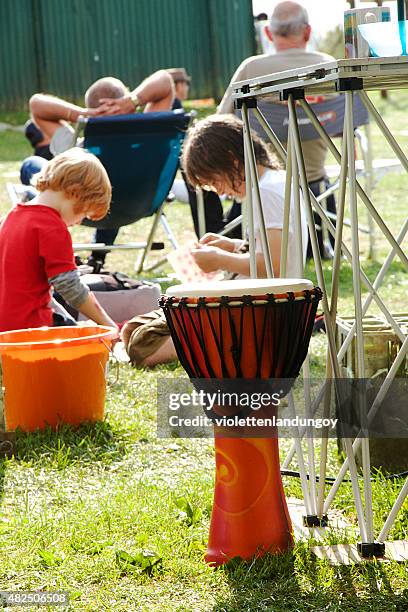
[
  {"left": 190, "top": 244, "right": 222, "bottom": 272},
  {"left": 198, "top": 233, "right": 236, "bottom": 252}
]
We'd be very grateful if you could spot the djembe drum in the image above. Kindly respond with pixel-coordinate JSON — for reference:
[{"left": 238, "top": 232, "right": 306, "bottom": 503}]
[{"left": 160, "top": 279, "right": 322, "bottom": 565}]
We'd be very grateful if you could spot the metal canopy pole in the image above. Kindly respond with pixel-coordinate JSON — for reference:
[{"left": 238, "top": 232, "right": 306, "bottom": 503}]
[
  {"left": 290, "top": 124, "right": 318, "bottom": 517},
  {"left": 242, "top": 108, "right": 257, "bottom": 278},
  {"left": 378, "top": 476, "right": 408, "bottom": 542},
  {"left": 287, "top": 392, "right": 312, "bottom": 515},
  {"left": 361, "top": 123, "right": 376, "bottom": 259},
  {"left": 252, "top": 106, "right": 287, "bottom": 163},
  {"left": 288, "top": 93, "right": 369, "bottom": 541},
  {"left": 243, "top": 98, "right": 315, "bottom": 517},
  {"left": 287, "top": 95, "right": 340, "bottom": 379},
  {"left": 196, "top": 188, "right": 206, "bottom": 238},
  {"left": 359, "top": 90, "right": 408, "bottom": 173},
  {"left": 280, "top": 129, "right": 292, "bottom": 277},
  {"left": 290, "top": 135, "right": 303, "bottom": 276},
  {"left": 299, "top": 99, "right": 408, "bottom": 271},
  {"left": 345, "top": 90, "right": 374, "bottom": 545},
  {"left": 242, "top": 103, "right": 274, "bottom": 278},
  {"left": 245, "top": 97, "right": 322, "bottom": 519},
  {"left": 282, "top": 384, "right": 326, "bottom": 470},
  {"left": 317, "top": 121, "right": 349, "bottom": 518},
  {"left": 245, "top": 107, "right": 291, "bottom": 276}
]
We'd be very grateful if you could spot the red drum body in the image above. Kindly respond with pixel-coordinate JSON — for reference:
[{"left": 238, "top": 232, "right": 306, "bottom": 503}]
[
  {"left": 162, "top": 284, "right": 321, "bottom": 380},
  {"left": 160, "top": 279, "right": 322, "bottom": 565}
]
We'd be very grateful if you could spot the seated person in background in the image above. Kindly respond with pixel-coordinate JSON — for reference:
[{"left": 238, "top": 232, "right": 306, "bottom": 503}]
[
  {"left": 24, "top": 70, "right": 174, "bottom": 160},
  {"left": 24, "top": 119, "right": 54, "bottom": 161},
  {"left": 21, "top": 71, "right": 174, "bottom": 270},
  {"left": 218, "top": 1, "right": 336, "bottom": 258},
  {"left": 121, "top": 114, "right": 307, "bottom": 367},
  {"left": 167, "top": 66, "right": 241, "bottom": 240},
  {"left": 0, "top": 148, "right": 118, "bottom": 333},
  {"left": 167, "top": 67, "right": 191, "bottom": 110}
]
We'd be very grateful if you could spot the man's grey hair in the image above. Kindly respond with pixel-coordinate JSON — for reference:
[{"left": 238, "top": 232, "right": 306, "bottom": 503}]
[
  {"left": 270, "top": 1, "right": 309, "bottom": 37},
  {"left": 84, "top": 77, "right": 128, "bottom": 109}
]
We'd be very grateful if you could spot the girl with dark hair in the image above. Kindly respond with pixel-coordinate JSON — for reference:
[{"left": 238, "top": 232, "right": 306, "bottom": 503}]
[
  {"left": 121, "top": 114, "right": 308, "bottom": 368},
  {"left": 181, "top": 114, "right": 307, "bottom": 278}
]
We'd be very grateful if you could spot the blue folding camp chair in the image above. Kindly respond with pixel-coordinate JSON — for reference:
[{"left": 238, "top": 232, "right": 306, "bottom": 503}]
[{"left": 75, "top": 110, "right": 191, "bottom": 272}]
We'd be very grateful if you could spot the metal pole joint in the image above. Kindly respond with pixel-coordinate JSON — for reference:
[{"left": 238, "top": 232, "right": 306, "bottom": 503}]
[
  {"left": 357, "top": 541, "right": 386, "bottom": 559},
  {"left": 303, "top": 514, "right": 329, "bottom": 528},
  {"left": 235, "top": 95, "right": 257, "bottom": 109},
  {"left": 280, "top": 87, "right": 305, "bottom": 101},
  {"left": 336, "top": 77, "right": 364, "bottom": 92}
]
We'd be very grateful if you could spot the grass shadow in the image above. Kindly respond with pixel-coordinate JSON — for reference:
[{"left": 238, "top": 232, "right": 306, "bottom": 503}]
[
  {"left": 0, "top": 457, "right": 8, "bottom": 503},
  {"left": 212, "top": 550, "right": 301, "bottom": 612},
  {"left": 295, "top": 545, "right": 408, "bottom": 612},
  {"left": 11, "top": 420, "right": 129, "bottom": 468},
  {"left": 211, "top": 545, "right": 408, "bottom": 611}
]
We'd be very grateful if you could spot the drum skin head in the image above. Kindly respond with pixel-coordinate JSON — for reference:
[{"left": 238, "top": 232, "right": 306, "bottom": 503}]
[{"left": 166, "top": 278, "right": 314, "bottom": 298}]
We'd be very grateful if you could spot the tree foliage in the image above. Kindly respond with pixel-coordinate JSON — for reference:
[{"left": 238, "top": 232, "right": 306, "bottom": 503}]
[{"left": 316, "top": 25, "right": 345, "bottom": 59}]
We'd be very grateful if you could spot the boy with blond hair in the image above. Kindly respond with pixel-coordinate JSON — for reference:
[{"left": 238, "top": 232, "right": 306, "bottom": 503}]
[{"left": 0, "top": 148, "right": 118, "bottom": 332}]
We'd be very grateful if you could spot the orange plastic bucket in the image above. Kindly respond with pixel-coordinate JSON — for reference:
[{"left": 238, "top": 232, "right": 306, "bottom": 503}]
[{"left": 0, "top": 326, "right": 116, "bottom": 432}]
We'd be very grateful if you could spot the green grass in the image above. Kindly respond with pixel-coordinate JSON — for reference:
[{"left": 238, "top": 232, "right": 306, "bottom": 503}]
[
  {"left": 0, "top": 110, "right": 29, "bottom": 126},
  {"left": 0, "top": 92, "right": 407, "bottom": 611}
]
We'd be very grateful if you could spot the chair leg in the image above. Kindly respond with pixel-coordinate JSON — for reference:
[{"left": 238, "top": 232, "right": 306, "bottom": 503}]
[
  {"left": 139, "top": 212, "right": 181, "bottom": 273},
  {"left": 135, "top": 206, "right": 164, "bottom": 274},
  {"left": 219, "top": 214, "right": 243, "bottom": 237},
  {"left": 135, "top": 203, "right": 180, "bottom": 274},
  {"left": 159, "top": 212, "right": 179, "bottom": 249},
  {"left": 140, "top": 255, "right": 169, "bottom": 273}
]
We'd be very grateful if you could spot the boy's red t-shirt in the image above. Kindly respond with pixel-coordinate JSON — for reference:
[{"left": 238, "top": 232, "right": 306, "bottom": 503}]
[{"left": 0, "top": 203, "right": 76, "bottom": 331}]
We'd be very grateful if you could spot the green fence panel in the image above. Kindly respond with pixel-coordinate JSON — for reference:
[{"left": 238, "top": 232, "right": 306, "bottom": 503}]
[
  {"left": 0, "top": 0, "right": 38, "bottom": 110},
  {"left": 207, "top": 0, "right": 256, "bottom": 100},
  {"left": 0, "top": 0, "right": 255, "bottom": 110}
]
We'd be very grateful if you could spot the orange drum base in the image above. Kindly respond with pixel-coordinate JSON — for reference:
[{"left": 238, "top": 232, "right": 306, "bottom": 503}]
[
  {"left": 161, "top": 285, "right": 322, "bottom": 566},
  {"left": 205, "top": 437, "right": 293, "bottom": 565}
]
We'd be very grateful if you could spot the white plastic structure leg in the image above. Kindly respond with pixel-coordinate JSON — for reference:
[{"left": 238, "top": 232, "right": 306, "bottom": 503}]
[
  {"left": 378, "top": 476, "right": 408, "bottom": 543},
  {"left": 345, "top": 91, "right": 374, "bottom": 544},
  {"left": 241, "top": 104, "right": 274, "bottom": 278},
  {"left": 242, "top": 111, "right": 257, "bottom": 278},
  {"left": 299, "top": 99, "right": 408, "bottom": 271},
  {"left": 196, "top": 188, "right": 206, "bottom": 239}
]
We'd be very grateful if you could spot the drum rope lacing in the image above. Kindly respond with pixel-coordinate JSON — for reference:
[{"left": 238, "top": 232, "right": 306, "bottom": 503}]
[{"left": 161, "top": 288, "right": 322, "bottom": 380}]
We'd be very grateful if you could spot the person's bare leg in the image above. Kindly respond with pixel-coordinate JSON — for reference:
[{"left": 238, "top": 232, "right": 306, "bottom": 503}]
[
  {"left": 142, "top": 337, "right": 177, "bottom": 367},
  {"left": 31, "top": 117, "right": 60, "bottom": 146}
]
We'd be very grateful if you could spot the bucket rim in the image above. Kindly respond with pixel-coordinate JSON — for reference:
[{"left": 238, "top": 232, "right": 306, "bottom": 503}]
[{"left": 0, "top": 325, "right": 116, "bottom": 350}]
